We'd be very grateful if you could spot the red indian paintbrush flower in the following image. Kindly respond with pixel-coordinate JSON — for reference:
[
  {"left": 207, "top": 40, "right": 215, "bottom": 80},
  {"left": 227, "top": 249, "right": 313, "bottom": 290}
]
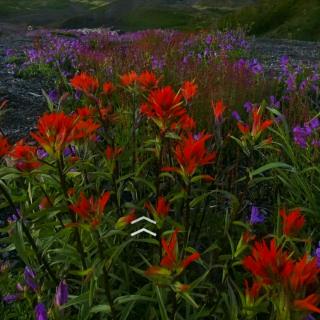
[
  {"left": 0, "top": 136, "right": 10, "bottom": 157},
  {"left": 162, "top": 132, "right": 216, "bottom": 177},
  {"left": 242, "top": 239, "right": 294, "bottom": 285},
  {"left": 140, "top": 86, "right": 186, "bottom": 130},
  {"left": 70, "top": 72, "right": 99, "bottom": 93},
  {"left": 120, "top": 71, "right": 138, "bottom": 87},
  {"left": 102, "top": 82, "right": 115, "bottom": 95},
  {"left": 69, "top": 192, "right": 110, "bottom": 228},
  {"left": 155, "top": 196, "right": 170, "bottom": 218},
  {"left": 145, "top": 196, "right": 170, "bottom": 219},
  {"left": 294, "top": 294, "right": 320, "bottom": 314},
  {"left": 280, "top": 208, "right": 305, "bottom": 236},
  {"left": 115, "top": 210, "right": 137, "bottom": 230},
  {"left": 181, "top": 81, "right": 198, "bottom": 102},
  {"left": 237, "top": 107, "right": 273, "bottom": 138},
  {"left": 289, "top": 255, "right": 319, "bottom": 292},
  {"left": 244, "top": 279, "right": 262, "bottom": 300},
  {"left": 212, "top": 100, "right": 226, "bottom": 122},
  {"left": 252, "top": 107, "right": 273, "bottom": 136},
  {"left": 105, "top": 145, "right": 123, "bottom": 160},
  {"left": 30, "top": 112, "right": 100, "bottom": 156},
  {"left": 137, "top": 71, "right": 159, "bottom": 90},
  {"left": 10, "top": 140, "right": 41, "bottom": 171},
  {"left": 145, "top": 229, "right": 200, "bottom": 277}
]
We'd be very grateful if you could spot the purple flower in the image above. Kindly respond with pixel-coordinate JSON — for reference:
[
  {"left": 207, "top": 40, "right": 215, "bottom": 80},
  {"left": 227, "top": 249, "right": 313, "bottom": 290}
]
[
  {"left": 7, "top": 209, "right": 21, "bottom": 224},
  {"left": 24, "top": 266, "right": 38, "bottom": 292},
  {"left": 269, "top": 96, "right": 280, "bottom": 108},
  {"left": 35, "top": 303, "right": 48, "bottom": 320},
  {"left": 305, "top": 314, "right": 316, "bottom": 320},
  {"left": 249, "top": 206, "right": 265, "bottom": 225},
  {"left": 63, "top": 145, "right": 76, "bottom": 157},
  {"left": 249, "top": 59, "right": 263, "bottom": 74},
  {"left": 293, "top": 126, "right": 309, "bottom": 148},
  {"left": 48, "top": 89, "right": 59, "bottom": 104},
  {"left": 205, "top": 34, "right": 213, "bottom": 46},
  {"left": 243, "top": 101, "right": 253, "bottom": 113},
  {"left": 193, "top": 133, "right": 202, "bottom": 141},
  {"left": 315, "top": 241, "right": 320, "bottom": 268},
  {"left": 2, "top": 294, "right": 21, "bottom": 303},
  {"left": 309, "top": 118, "right": 320, "bottom": 130},
  {"left": 37, "top": 148, "right": 49, "bottom": 159},
  {"left": 280, "top": 55, "right": 289, "bottom": 66},
  {"left": 231, "top": 111, "right": 241, "bottom": 121},
  {"left": 54, "top": 280, "right": 68, "bottom": 306}
]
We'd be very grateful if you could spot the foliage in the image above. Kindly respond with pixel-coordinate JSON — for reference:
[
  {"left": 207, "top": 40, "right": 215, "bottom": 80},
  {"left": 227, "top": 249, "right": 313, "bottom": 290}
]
[{"left": 0, "top": 28, "right": 320, "bottom": 319}]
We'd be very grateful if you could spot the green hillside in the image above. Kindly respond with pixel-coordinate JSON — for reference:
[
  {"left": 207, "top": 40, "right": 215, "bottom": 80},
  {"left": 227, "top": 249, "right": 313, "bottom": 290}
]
[
  {"left": 219, "top": 0, "right": 320, "bottom": 41},
  {"left": 0, "top": 0, "right": 253, "bottom": 31}
]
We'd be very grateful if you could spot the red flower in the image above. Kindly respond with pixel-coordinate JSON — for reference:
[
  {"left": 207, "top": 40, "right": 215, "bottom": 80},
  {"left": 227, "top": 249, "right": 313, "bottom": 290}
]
[
  {"left": 181, "top": 81, "right": 198, "bottom": 102},
  {"left": 30, "top": 112, "right": 100, "bottom": 156},
  {"left": 160, "top": 229, "right": 200, "bottom": 271},
  {"left": 252, "top": 108, "right": 273, "bottom": 136},
  {"left": 69, "top": 192, "right": 110, "bottom": 228},
  {"left": 212, "top": 100, "right": 226, "bottom": 122},
  {"left": 242, "top": 239, "right": 294, "bottom": 285},
  {"left": 237, "top": 107, "right": 273, "bottom": 138},
  {"left": 289, "top": 255, "right": 319, "bottom": 292},
  {"left": 102, "top": 82, "right": 115, "bottom": 95},
  {"left": 294, "top": 294, "right": 320, "bottom": 314},
  {"left": 70, "top": 73, "right": 99, "bottom": 93},
  {"left": 75, "top": 106, "right": 93, "bottom": 119},
  {"left": 155, "top": 196, "right": 170, "bottom": 218},
  {"left": 145, "top": 229, "right": 200, "bottom": 277},
  {"left": 0, "top": 136, "right": 10, "bottom": 157},
  {"left": 105, "top": 145, "right": 123, "bottom": 160},
  {"left": 244, "top": 279, "right": 262, "bottom": 300},
  {"left": 140, "top": 86, "right": 185, "bottom": 130},
  {"left": 237, "top": 122, "right": 250, "bottom": 134},
  {"left": 137, "top": 71, "right": 159, "bottom": 90},
  {"left": 120, "top": 71, "right": 138, "bottom": 87},
  {"left": 280, "top": 208, "right": 305, "bottom": 236},
  {"left": 115, "top": 210, "right": 137, "bottom": 229},
  {"left": 10, "top": 140, "right": 41, "bottom": 171},
  {"left": 163, "top": 132, "right": 216, "bottom": 176}
]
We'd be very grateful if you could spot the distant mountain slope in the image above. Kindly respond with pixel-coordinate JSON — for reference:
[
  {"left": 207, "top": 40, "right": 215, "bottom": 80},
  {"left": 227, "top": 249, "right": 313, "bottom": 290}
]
[
  {"left": 0, "top": 0, "right": 254, "bottom": 30},
  {"left": 219, "top": 0, "right": 320, "bottom": 41}
]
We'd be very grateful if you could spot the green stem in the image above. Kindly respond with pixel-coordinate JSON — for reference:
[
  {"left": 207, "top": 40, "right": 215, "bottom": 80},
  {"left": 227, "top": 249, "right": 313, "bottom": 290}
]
[{"left": 95, "top": 231, "right": 117, "bottom": 320}]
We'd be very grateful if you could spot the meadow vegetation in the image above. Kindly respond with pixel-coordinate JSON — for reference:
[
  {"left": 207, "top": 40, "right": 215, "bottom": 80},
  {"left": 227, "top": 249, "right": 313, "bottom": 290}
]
[{"left": 0, "top": 28, "right": 319, "bottom": 319}]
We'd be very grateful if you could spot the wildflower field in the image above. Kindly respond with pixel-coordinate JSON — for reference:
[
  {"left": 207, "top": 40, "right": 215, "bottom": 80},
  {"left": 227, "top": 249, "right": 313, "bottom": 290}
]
[{"left": 1, "top": 28, "right": 320, "bottom": 320}]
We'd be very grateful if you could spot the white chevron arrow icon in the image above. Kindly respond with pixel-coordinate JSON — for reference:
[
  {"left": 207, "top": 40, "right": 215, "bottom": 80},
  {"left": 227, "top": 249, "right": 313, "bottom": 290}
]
[
  {"left": 130, "top": 216, "right": 157, "bottom": 237},
  {"left": 130, "top": 228, "right": 157, "bottom": 237},
  {"left": 130, "top": 216, "right": 156, "bottom": 225}
]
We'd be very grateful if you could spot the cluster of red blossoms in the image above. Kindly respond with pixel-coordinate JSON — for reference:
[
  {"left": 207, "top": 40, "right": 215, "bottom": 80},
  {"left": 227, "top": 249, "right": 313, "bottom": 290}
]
[
  {"left": 243, "top": 208, "right": 320, "bottom": 315},
  {"left": 237, "top": 106, "right": 273, "bottom": 141},
  {"left": 0, "top": 136, "right": 41, "bottom": 171},
  {"left": 145, "top": 229, "right": 200, "bottom": 288},
  {"left": 31, "top": 111, "right": 100, "bottom": 157}
]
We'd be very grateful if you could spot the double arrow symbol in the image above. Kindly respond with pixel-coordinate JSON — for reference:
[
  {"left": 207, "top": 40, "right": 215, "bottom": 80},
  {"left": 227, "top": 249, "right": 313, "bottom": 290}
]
[{"left": 130, "top": 216, "right": 157, "bottom": 237}]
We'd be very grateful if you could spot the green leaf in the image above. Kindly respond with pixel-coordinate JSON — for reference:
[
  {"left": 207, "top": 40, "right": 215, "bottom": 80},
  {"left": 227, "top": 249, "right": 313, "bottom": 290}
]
[
  {"left": 90, "top": 305, "right": 111, "bottom": 314},
  {"left": 250, "top": 162, "right": 292, "bottom": 177},
  {"left": 155, "top": 286, "right": 169, "bottom": 320}
]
